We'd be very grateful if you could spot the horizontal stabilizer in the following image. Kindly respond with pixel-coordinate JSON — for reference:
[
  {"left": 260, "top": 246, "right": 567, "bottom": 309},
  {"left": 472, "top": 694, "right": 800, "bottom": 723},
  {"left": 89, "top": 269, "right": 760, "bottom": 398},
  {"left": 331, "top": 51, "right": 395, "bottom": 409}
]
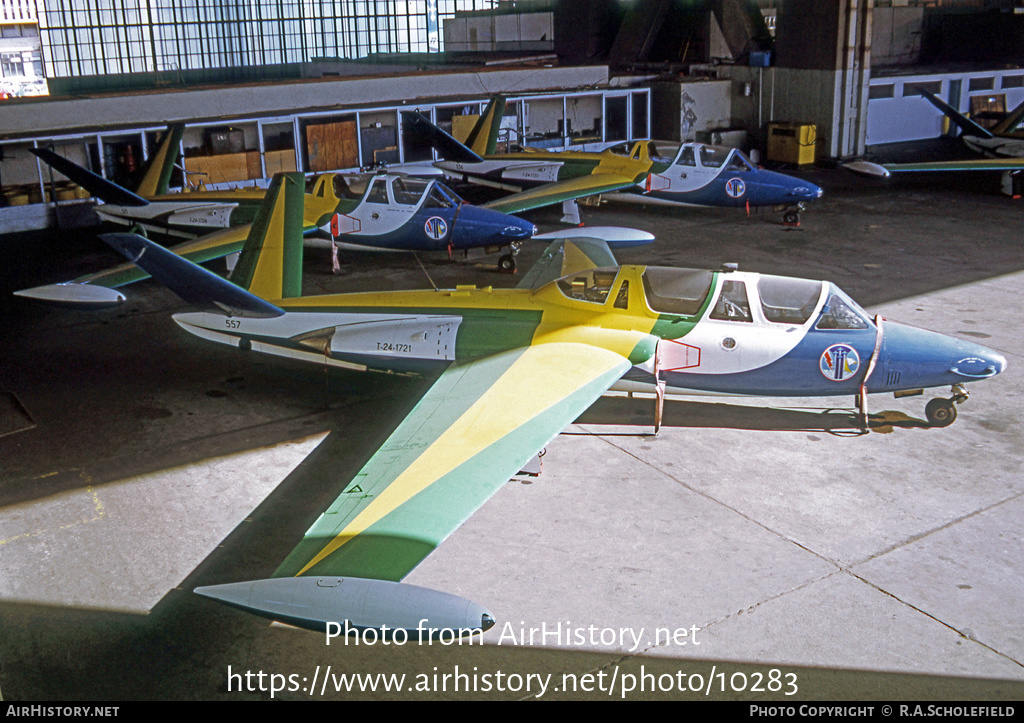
[
  {"left": 401, "top": 111, "right": 484, "bottom": 164},
  {"left": 31, "top": 148, "right": 150, "bottom": 207},
  {"left": 100, "top": 233, "right": 283, "bottom": 317}
]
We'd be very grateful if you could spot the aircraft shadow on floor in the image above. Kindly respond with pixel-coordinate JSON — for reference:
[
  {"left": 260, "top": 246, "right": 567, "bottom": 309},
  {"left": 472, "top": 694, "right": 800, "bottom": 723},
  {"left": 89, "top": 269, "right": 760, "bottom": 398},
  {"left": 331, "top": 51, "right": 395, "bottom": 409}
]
[{"left": 574, "top": 396, "right": 933, "bottom": 435}]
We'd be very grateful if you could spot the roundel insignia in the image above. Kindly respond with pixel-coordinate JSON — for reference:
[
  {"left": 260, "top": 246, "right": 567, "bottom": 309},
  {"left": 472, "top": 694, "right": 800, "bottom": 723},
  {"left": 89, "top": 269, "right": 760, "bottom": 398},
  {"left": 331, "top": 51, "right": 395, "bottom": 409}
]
[
  {"left": 725, "top": 178, "right": 746, "bottom": 198},
  {"left": 819, "top": 344, "right": 861, "bottom": 382},
  {"left": 424, "top": 216, "right": 448, "bottom": 240}
]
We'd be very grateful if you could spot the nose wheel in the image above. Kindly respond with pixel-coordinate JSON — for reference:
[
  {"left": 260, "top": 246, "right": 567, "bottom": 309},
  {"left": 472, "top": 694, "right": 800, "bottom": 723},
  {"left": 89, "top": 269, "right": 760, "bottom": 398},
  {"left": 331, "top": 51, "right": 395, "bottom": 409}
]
[
  {"left": 498, "top": 254, "right": 516, "bottom": 272},
  {"left": 782, "top": 202, "right": 808, "bottom": 226},
  {"left": 925, "top": 384, "right": 968, "bottom": 428}
]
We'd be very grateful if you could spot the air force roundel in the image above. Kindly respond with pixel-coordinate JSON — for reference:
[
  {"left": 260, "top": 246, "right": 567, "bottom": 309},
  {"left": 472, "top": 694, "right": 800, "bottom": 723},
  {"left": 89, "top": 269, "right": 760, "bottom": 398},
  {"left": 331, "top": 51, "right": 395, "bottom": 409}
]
[
  {"left": 819, "top": 344, "right": 860, "bottom": 381},
  {"left": 725, "top": 178, "right": 746, "bottom": 198},
  {"left": 424, "top": 216, "right": 448, "bottom": 240}
]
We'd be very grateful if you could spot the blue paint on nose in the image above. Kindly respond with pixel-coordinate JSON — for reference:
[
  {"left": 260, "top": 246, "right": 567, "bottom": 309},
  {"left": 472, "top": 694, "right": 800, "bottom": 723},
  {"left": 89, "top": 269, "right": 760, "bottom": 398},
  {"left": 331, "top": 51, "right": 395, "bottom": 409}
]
[
  {"left": 872, "top": 320, "right": 1006, "bottom": 392},
  {"left": 450, "top": 205, "right": 535, "bottom": 250}
]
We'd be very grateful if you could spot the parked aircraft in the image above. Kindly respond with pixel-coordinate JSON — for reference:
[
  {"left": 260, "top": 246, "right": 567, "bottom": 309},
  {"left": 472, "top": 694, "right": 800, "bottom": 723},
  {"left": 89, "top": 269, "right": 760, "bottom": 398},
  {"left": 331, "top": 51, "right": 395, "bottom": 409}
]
[
  {"left": 98, "top": 171, "right": 1005, "bottom": 637},
  {"left": 403, "top": 97, "right": 822, "bottom": 224},
  {"left": 845, "top": 88, "right": 1024, "bottom": 178},
  {"left": 17, "top": 166, "right": 536, "bottom": 308}
]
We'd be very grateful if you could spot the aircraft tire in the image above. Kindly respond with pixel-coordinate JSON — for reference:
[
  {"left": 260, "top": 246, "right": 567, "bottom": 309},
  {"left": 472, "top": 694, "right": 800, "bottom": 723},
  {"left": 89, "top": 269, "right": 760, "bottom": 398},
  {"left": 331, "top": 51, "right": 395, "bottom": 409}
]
[
  {"left": 499, "top": 254, "right": 516, "bottom": 272},
  {"left": 925, "top": 398, "right": 957, "bottom": 427}
]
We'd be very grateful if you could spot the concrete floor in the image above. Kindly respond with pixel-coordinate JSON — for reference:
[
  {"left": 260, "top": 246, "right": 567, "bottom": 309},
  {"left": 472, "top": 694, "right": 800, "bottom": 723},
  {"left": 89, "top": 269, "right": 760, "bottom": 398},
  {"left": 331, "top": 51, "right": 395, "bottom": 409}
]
[{"left": 0, "top": 164, "right": 1022, "bottom": 700}]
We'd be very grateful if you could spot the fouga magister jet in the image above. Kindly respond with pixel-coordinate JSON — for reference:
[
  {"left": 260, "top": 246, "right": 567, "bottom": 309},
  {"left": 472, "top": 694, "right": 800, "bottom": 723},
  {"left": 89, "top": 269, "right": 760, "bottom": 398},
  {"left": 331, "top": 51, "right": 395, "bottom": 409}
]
[
  {"left": 17, "top": 163, "right": 536, "bottom": 308},
  {"left": 97, "top": 171, "right": 1005, "bottom": 637},
  {"left": 403, "top": 97, "right": 822, "bottom": 225},
  {"left": 845, "top": 88, "right": 1024, "bottom": 180}
]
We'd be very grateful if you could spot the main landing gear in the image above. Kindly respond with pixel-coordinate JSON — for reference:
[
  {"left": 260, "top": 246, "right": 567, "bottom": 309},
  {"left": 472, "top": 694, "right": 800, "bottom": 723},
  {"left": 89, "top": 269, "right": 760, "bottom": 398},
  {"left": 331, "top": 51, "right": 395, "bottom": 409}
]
[{"left": 925, "top": 384, "right": 969, "bottom": 428}]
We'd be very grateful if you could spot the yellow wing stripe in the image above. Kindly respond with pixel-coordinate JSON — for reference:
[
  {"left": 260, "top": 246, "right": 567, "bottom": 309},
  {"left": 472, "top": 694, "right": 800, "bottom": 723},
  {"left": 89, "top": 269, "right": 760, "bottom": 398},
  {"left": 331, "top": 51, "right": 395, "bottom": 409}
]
[{"left": 294, "top": 343, "right": 627, "bottom": 575}]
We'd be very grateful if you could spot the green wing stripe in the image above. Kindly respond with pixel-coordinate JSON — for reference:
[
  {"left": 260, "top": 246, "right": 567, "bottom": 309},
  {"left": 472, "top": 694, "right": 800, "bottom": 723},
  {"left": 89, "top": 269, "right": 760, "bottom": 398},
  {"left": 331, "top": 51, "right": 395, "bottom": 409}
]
[
  {"left": 71, "top": 224, "right": 252, "bottom": 289},
  {"left": 273, "top": 342, "right": 631, "bottom": 581},
  {"left": 480, "top": 173, "right": 640, "bottom": 214},
  {"left": 884, "top": 159, "right": 1024, "bottom": 172}
]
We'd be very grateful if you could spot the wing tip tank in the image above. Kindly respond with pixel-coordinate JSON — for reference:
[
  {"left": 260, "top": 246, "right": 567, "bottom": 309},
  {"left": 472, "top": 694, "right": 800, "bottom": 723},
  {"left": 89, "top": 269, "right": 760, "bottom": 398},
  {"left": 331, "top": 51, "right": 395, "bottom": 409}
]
[{"left": 13, "top": 283, "right": 127, "bottom": 308}]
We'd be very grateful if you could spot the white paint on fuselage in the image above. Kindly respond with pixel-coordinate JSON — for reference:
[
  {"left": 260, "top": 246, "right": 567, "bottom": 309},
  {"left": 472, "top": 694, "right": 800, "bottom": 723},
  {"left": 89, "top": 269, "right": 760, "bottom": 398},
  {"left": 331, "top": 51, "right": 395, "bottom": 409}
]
[
  {"left": 667, "top": 271, "right": 828, "bottom": 375},
  {"left": 173, "top": 311, "right": 463, "bottom": 366}
]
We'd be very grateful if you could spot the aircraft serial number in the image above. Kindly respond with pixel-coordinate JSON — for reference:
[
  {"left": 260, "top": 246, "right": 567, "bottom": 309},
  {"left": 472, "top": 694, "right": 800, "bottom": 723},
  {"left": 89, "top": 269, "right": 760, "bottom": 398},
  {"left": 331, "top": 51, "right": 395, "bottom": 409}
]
[
  {"left": 377, "top": 342, "right": 412, "bottom": 353},
  {"left": 225, "top": 319, "right": 241, "bottom": 329}
]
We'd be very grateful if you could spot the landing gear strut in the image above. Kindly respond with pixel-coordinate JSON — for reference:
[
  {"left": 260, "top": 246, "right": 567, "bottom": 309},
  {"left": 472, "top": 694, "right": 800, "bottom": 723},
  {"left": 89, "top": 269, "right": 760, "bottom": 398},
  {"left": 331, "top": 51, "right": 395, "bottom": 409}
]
[{"left": 925, "top": 384, "right": 968, "bottom": 427}]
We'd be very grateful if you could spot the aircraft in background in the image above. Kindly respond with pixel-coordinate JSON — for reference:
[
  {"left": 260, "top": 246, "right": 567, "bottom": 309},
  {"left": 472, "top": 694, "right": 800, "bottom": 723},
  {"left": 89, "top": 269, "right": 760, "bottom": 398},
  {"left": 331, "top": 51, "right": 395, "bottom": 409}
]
[
  {"left": 97, "top": 171, "right": 1005, "bottom": 637},
  {"left": 403, "top": 97, "right": 822, "bottom": 225},
  {"left": 18, "top": 155, "right": 538, "bottom": 308},
  {"left": 845, "top": 88, "right": 1024, "bottom": 180}
]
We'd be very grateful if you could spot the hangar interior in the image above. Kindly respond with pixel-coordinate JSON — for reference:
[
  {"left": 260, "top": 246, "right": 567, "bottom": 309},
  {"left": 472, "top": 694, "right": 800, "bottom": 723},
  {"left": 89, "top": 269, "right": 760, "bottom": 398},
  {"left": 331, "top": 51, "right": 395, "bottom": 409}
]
[{"left": 1, "top": 0, "right": 1023, "bottom": 702}]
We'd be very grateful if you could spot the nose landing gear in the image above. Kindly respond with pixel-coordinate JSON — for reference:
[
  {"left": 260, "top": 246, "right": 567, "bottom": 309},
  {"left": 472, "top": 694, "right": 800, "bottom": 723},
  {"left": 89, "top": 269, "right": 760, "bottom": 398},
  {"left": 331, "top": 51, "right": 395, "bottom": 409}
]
[{"left": 925, "top": 384, "right": 969, "bottom": 427}]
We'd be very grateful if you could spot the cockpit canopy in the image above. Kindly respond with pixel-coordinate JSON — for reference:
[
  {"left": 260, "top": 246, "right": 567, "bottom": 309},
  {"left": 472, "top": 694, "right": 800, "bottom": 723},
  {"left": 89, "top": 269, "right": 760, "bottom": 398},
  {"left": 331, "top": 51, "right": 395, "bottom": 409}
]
[
  {"left": 307, "top": 174, "right": 462, "bottom": 207},
  {"left": 602, "top": 140, "right": 758, "bottom": 171},
  {"left": 554, "top": 264, "right": 871, "bottom": 330}
]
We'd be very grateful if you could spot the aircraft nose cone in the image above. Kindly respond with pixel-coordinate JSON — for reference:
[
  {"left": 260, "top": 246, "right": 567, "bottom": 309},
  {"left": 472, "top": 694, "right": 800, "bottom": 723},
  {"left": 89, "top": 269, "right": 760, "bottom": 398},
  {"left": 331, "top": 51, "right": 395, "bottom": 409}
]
[
  {"left": 877, "top": 321, "right": 1007, "bottom": 391},
  {"left": 789, "top": 183, "right": 823, "bottom": 200},
  {"left": 950, "top": 347, "right": 1007, "bottom": 380},
  {"left": 452, "top": 207, "right": 535, "bottom": 248}
]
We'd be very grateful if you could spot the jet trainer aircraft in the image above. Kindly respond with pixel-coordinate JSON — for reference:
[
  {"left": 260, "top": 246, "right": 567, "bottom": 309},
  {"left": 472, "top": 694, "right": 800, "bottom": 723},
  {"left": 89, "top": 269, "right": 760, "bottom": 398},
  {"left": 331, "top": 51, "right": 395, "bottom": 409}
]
[
  {"left": 19, "top": 155, "right": 536, "bottom": 308},
  {"left": 403, "top": 97, "right": 822, "bottom": 224},
  {"left": 98, "top": 171, "right": 1005, "bottom": 637},
  {"left": 845, "top": 88, "right": 1024, "bottom": 179}
]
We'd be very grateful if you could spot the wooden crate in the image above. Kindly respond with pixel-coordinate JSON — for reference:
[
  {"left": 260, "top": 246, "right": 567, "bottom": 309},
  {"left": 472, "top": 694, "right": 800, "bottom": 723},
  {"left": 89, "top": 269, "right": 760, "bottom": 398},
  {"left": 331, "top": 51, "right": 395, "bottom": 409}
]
[{"left": 306, "top": 120, "right": 358, "bottom": 172}]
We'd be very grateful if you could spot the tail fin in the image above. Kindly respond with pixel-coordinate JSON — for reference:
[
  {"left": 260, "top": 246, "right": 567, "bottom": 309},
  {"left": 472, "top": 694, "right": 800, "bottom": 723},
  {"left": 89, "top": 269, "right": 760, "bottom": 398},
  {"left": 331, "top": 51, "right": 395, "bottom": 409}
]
[
  {"left": 463, "top": 96, "right": 506, "bottom": 156},
  {"left": 30, "top": 147, "right": 150, "bottom": 207},
  {"left": 913, "top": 87, "right": 994, "bottom": 139},
  {"left": 227, "top": 172, "right": 306, "bottom": 300},
  {"left": 135, "top": 124, "right": 184, "bottom": 197},
  {"left": 97, "top": 171, "right": 305, "bottom": 315},
  {"left": 402, "top": 111, "right": 483, "bottom": 163},
  {"left": 992, "top": 97, "right": 1024, "bottom": 136}
]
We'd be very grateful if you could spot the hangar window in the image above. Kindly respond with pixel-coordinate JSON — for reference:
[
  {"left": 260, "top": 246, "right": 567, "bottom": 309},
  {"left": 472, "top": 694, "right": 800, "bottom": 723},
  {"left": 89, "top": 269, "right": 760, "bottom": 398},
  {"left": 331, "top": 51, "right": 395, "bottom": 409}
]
[
  {"left": 557, "top": 267, "right": 620, "bottom": 305},
  {"left": 758, "top": 276, "right": 822, "bottom": 324},
  {"left": 641, "top": 267, "right": 713, "bottom": 316},
  {"left": 709, "top": 280, "right": 752, "bottom": 322},
  {"left": 1002, "top": 75, "right": 1024, "bottom": 89},
  {"left": 815, "top": 290, "right": 870, "bottom": 330},
  {"left": 904, "top": 81, "right": 941, "bottom": 97},
  {"left": 969, "top": 77, "right": 995, "bottom": 92},
  {"left": 868, "top": 84, "right": 894, "bottom": 100}
]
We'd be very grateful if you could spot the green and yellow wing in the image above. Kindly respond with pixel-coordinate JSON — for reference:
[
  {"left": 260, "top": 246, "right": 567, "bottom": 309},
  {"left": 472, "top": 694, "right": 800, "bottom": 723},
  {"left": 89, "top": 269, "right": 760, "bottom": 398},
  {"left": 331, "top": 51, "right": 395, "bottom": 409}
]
[
  {"left": 882, "top": 158, "right": 1024, "bottom": 173},
  {"left": 273, "top": 341, "right": 632, "bottom": 582},
  {"left": 68, "top": 223, "right": 253, "bottom": 290},
  {"left": 480, "top": 172, "right": 642, "bottom": 215}
]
